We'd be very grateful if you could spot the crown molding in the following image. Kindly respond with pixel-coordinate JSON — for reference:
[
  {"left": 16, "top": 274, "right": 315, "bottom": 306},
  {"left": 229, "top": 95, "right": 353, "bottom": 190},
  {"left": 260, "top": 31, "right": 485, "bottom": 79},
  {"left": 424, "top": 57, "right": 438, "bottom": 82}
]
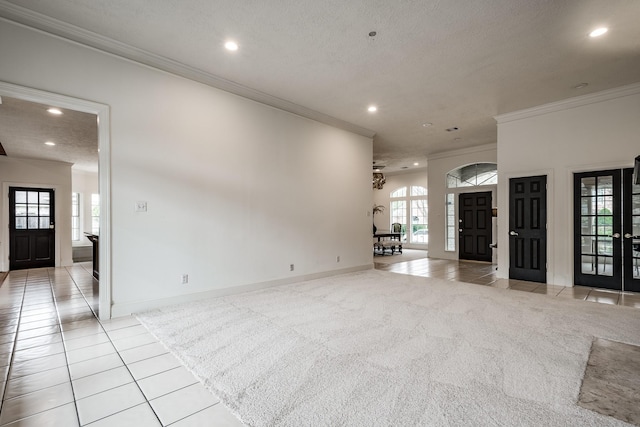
[
  {"left": 495, "top": 82, "right": 640, "bottom": 124},
  {"left": 428, "top": 143, "right": 497, "bottom": 161},
  {"left": 0, "top": 2, "right": 376, "bottom": 139}
]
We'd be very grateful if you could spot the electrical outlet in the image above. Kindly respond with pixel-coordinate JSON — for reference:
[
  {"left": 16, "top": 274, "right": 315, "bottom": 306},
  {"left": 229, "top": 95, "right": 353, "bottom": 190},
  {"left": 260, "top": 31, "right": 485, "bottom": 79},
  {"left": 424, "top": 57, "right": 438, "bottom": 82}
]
[
  {"left": 290, "top": 264, "right": 294, "bottom": 271},
  {"left": 181, "top": 274, "right": 189, "bottom": 284},
  {"left": 337, "top": 256, "right": 340, "bottom": 262},
  {"left": 135, "top": 201, "right": 148, "bottom": 212}
]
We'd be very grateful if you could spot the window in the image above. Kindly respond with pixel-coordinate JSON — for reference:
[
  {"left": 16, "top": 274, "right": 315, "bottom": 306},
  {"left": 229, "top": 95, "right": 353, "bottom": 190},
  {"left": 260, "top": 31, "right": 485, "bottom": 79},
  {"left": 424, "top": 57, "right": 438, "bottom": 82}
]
[
  {"left": 447, "top": 163, "right": 497, "bottom": 188},
  {"left": 445, "top": 163, "right": 497, "bottom": 251},
  {"left": 91, "top": 194, "right": 100, "bottom": 235},
  {"left": 446, "top": 194, "right": 456, "bottom": 251},
  {"left": 72, "top": 192, "right": 80, "bottom": 241},
  {"left": 390, "top": 185, "right": 428, "bottom": 244}
]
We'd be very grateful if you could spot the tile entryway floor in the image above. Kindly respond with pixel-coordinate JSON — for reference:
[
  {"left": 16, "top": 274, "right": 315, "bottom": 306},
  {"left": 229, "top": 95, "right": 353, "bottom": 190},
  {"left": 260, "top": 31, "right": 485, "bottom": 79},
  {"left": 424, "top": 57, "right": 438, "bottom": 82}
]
[
  {"left": 0, "top": 264, "right": 242, "bottom": 426},
  {"left": 374, "top": 252, "right": 640, "bottom": 309}
]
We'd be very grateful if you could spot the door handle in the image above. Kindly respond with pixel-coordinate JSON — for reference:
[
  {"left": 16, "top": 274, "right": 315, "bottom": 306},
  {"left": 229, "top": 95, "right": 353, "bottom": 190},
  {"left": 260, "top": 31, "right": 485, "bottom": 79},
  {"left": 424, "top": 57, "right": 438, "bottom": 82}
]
[
  {"left": 610, "top": 233, "right": 621, "bottom": 238},
  {"left": 459, "top": 228, "right": 463, "bottom": 232},
  {"left": 509, "top": 231, "right": 519, "bottom": 236},
  {"left": 624, "top": 233, "right": 634, "bottom": 239}
]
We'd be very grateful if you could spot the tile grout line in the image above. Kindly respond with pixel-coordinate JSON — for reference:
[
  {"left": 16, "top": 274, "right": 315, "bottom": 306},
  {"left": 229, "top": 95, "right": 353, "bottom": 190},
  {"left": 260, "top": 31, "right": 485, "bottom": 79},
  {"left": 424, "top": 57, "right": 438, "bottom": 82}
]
[{"left": 0, "top": 271, "right": 27, "bottom": 425}]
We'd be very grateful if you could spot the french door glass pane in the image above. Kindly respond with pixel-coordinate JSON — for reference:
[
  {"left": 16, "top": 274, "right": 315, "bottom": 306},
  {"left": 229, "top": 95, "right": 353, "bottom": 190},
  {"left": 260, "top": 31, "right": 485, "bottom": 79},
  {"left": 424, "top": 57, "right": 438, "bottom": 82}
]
[
  {"left": 581, "top": 177, "right": 596, "bottom": 196},
  {"left": 15, "top": 217, "right": 26, "bottom": 229},
  {"left": 28, "top": 191, "right": 38, "bottom": 203},
  {"left": 27, "top": 205, "right": 38, "bottom": 216},
  {"left": 15, "top": 205, "right": 27, "bottom": 216},
  {"left": 39, "top": 192, "right": 50, "bottom": 204},
  {"left": 597, "top": 176, "right": 613, "bottom": 195},
  {"left": 39, "top": 206, "right": 50, "bottom": 216},
  {"left": 581, "top": 255, "right": 595, "bottom": 274},
  {"left": 598, "top": 257, "right": 613, "bottom": 276}
]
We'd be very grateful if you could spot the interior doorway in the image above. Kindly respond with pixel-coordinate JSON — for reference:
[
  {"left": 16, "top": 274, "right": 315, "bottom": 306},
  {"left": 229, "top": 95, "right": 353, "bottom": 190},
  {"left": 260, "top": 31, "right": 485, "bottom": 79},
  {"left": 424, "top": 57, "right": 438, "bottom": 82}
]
[
  {"left": 574, "top": 168, "right": 640, "bottom": 291},
  {"left": 458, "top": 191, "right": 492, "bottom": 262},
  {"left": 0, "top": 81, "right": 112, "bottom": 319}
]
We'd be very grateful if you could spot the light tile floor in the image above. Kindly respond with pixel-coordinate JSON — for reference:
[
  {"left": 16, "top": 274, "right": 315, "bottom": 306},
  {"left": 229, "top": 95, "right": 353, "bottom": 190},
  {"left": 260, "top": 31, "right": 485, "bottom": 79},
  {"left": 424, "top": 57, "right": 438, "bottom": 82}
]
[
  {"left": 2, "top": 256, "right": 639, "bottom": 426},
  {"left": 374, "top": 253, "right": 640, "bottom": 309},
  {"left": 0, "top": 263, "right": 243, "bottom": 426}
]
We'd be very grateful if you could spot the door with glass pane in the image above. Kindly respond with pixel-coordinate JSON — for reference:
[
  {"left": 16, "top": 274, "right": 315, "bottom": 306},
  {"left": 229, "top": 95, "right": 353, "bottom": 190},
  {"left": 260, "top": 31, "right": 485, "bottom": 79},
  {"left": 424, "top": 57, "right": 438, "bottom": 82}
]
[
  {"left": 573, "top": 171, "right": 622, "bottom": 289},
  {"left": 623, "top": 168, "right": 640, "bottom": 292},
  {"left": 9, "top": 187, "right": 55, "bottom": 270}
]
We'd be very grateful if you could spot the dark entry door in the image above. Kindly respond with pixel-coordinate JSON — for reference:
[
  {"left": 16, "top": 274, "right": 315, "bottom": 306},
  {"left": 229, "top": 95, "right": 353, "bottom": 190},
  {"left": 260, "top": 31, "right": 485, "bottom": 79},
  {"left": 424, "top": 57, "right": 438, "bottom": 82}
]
[
  {"left": 509, "top": 176, "right": 547, "bottom": 282},
  {"left": 623, "top": 168, "right": 640, "bottom": 292},
  {"left": 573, "top": 170, "right": 622, "bottom": 290},
  {"left": 9, "top": 187, "right": 55, "bottom": 270},
  {"left": 459, "top": 191, "right": 492, "bottom": 262}
]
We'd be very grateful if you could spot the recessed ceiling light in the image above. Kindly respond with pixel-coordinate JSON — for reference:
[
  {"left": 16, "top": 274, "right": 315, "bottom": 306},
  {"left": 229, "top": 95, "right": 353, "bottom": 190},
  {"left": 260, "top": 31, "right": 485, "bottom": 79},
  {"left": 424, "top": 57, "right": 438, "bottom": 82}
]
[
  {"left": 589, "top": 27, "right": 608, "bottom": 38},
  {"left": 413, "top": 162, "right": 419, "bottom": 166},
  {"left": 446, "top": 126, "right": 459, "bottom": 132},
  {"left": 224, "top": 41, "right": 239, "bottom": 51},
  {"left": 573, "top": 83, "right": 589, "bottom": 89},
  {"left": 369, "top": 31, "right": 377, "bottom": 37},
  {"left": 422, "top": 123, "right": 432, "bottom": 127},
  {"left": 44, "top": 141, "right": 56, "bottom": 146},
  {"left": 47, "top": 108, "right": 62, "bottom": 115},
  {"left": 367, "top": 105, "right": 378, "bottom": 113}
]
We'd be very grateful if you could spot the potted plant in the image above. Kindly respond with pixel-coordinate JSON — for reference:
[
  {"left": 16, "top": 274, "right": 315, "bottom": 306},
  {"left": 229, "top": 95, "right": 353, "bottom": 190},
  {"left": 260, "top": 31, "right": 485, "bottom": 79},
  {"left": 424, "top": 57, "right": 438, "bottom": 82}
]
[{"left": 372, "top": 204, "right": 385, "bottom": 234}]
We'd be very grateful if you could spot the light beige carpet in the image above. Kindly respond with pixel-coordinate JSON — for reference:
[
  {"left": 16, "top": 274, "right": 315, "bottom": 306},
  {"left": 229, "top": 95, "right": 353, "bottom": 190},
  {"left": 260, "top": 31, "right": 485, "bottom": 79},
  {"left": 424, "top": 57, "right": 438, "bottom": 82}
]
[
  {"left": 373, "top": 248, "right": 429, "bottom": 264},
  {"left": 137, "top": 270, "right": 640, "bottom": 426}
]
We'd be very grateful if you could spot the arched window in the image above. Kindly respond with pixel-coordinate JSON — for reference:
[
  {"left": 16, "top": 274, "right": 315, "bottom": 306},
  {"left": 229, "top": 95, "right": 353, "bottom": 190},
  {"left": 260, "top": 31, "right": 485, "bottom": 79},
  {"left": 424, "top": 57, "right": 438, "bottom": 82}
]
[
  {"left": 445, "top": 163, "right": 497, "bottom": 251},
  {"left": 390, "top": 185, "right": 428, "bottom": 244},
  {"left": 447, "top": 163, "right": 497, "bottom": 188}
]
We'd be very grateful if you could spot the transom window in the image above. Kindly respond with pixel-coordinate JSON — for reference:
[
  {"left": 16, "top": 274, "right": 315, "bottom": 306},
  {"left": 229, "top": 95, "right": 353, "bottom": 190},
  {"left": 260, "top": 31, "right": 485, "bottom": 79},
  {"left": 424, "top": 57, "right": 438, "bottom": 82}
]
[
  {"left": 390, "top": 186, "right": 428, "bottom": 244},
  {"left": 447, "top": 163, "right": 497, "bottom": 188}
]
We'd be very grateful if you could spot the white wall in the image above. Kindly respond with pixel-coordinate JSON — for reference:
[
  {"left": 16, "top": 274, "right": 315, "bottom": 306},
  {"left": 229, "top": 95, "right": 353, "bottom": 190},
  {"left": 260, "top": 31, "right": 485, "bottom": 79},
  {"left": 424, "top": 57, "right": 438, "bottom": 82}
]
[
  {"left": 0, "top": 20, "right": 373, "bottom": 315},
  {"left": 373, "top": 170, "right": 429, "bottom": 250},
  {"left": 496, "top": 84, "right": 640, "bottom": 286},
  {"left": 71, "top": 170, "right": 99, "bottom": 246},
  {"left": 427, "top": 145, "right": 498, "bottom": 260},
  {"left": 0, "top": 157, "right": 73, "bottom": 270}
]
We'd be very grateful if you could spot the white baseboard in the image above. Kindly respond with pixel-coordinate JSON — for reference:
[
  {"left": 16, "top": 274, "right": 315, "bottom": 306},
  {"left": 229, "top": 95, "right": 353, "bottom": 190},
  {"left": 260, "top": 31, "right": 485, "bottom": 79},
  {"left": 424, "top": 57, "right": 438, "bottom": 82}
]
[{"left": 110, "top": 263, "right": 374, "bottom": 318}]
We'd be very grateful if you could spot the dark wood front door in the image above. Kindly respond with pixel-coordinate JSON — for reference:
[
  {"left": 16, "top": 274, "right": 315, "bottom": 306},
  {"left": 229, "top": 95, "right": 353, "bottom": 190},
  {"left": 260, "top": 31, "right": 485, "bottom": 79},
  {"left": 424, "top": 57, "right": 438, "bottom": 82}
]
[
  {"left": 509, "top": 176, "right": 547, "bottom": 282},
  {"left": 623, "top": 168, "right": 640, "bottom": 292},
  {"left": 573, "top": 170, "right": 622, "bottom": 290},
  {"left": 9, "top": 187, "right": 55, "bottom": 270},
  {"left": 459, "top": 191, "right": 492, "bottom": 262}
]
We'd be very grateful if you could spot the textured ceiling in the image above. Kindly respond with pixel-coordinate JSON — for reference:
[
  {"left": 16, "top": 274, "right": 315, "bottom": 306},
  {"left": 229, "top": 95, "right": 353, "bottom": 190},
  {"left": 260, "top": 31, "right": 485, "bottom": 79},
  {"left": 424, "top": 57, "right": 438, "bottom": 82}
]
[
  {"left": 1, "top": 0, "right": 639, "bottom": 172},
  {"left": 0, "top": 96, "right": 98, "bottom": 172}
]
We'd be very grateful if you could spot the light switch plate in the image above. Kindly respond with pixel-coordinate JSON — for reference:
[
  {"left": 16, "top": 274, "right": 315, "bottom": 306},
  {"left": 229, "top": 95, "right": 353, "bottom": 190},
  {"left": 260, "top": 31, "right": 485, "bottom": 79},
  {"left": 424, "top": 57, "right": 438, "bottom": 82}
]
[{"left": 135, "top": 201, "right": 148, "bottom": 212}]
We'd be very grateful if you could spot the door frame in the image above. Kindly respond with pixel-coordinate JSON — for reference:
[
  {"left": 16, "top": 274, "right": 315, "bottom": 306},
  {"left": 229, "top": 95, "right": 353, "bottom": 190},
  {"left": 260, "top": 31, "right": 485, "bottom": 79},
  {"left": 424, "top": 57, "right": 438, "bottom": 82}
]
[{"left": 0, "top": 81, "right": 112, "bottom": 320}]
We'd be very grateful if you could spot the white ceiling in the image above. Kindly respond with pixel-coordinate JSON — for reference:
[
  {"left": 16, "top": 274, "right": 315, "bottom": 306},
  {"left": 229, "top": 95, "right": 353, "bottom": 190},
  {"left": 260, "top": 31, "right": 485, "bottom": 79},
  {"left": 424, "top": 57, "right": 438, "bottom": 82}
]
[
  {"left": 0, "top": 96, "right": 98, "bottom": 172},
  {"left": 1, "top": 0, "right": 639, "bottom": 172}
]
